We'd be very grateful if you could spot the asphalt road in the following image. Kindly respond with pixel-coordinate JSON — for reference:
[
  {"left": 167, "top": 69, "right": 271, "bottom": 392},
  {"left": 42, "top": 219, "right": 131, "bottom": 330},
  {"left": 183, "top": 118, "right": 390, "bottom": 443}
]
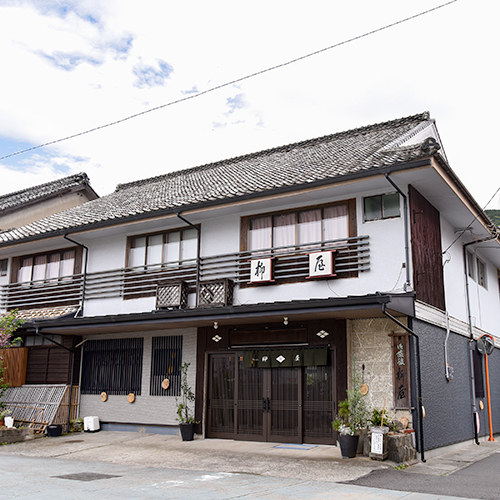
[
  {"left": 1, "top": 431, "right": 498, "bottom": 499},
  {"left": 347, "top": 451, "right": 500, "bottom": 500},
  {"left": 0, "top": 454, "right": 479, "bottom": 500}
]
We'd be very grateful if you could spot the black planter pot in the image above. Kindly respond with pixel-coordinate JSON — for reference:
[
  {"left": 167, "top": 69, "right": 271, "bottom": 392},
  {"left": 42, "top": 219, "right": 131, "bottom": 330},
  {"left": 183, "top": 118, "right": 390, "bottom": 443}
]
[
  {"left": 338, "top": 434, "right": 359, "bottom": 458},
  {"left": 179, "top": 423, "right": 195, "bottom": 441},
  {"left": 47, "top": 424, "right": 63, "bottom": 437}
]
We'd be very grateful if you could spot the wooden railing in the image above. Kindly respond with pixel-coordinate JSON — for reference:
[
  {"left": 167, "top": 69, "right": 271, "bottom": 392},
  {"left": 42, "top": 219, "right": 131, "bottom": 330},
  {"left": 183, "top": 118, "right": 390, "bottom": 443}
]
[{"left": 0, "top": 235, "right": 369, "bottom": 310}]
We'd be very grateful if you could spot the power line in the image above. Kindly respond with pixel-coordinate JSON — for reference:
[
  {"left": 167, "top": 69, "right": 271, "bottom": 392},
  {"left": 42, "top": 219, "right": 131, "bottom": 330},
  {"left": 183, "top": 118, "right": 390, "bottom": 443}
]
[
  {"left": 442, "top": 185, "right": 500, "bottom": 255},
  {"left": 0, "top": 0, "right": 458, "bottom": 162}
]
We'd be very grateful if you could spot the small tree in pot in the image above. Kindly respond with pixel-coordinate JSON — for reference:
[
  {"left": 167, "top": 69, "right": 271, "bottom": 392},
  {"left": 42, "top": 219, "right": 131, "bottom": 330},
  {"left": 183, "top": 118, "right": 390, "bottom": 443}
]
[
  {"left": 332, "top": 378, "right": 369, "bottom": 458},
  {"left": 175, "top": 362, "right": 197, "bottom": 441}
]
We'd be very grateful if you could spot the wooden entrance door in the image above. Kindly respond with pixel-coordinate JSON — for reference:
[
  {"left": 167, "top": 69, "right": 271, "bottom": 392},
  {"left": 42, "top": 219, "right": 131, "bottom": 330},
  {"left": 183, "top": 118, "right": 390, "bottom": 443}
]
[
  {"left": 235, "top": 358, "right": 301, "bottom": 443},
  {"left": 207, "top": 351, "right": 335, "bottom": 444}
]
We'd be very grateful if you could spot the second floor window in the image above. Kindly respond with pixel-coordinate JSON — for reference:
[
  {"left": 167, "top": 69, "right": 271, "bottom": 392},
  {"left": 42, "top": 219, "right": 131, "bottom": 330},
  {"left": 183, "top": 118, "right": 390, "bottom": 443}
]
[
  {"left": 364, "top": 193, "right": 400, "bottom": 222},
  {"left": 128, "top": 228, "right": 198, "bottom": 268},
  {"left": 249, "top": 204, "right": 350, "bottom": 252},
  {"left": 16, "top": 248, "right": 77, "bottom": 284}
]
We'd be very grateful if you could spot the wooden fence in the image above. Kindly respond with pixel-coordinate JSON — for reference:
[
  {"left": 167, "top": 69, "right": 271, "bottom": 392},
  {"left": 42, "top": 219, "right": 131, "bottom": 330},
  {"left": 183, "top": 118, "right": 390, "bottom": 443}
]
[{"left": 0, "top": 348, "right": 28, "bottom": 387}]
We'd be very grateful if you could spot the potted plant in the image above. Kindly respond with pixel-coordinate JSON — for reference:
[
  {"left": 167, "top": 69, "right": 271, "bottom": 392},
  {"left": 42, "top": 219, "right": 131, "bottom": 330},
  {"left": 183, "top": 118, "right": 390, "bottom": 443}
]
[
  {"left": 0, "top": 408, "right": 11, "bottom": 427},
  {"left": 332, "top": 380, "right": 369, "bottom": 458},
  {"left": 175, "top": 362, "right": 198, "bottom": 441}
]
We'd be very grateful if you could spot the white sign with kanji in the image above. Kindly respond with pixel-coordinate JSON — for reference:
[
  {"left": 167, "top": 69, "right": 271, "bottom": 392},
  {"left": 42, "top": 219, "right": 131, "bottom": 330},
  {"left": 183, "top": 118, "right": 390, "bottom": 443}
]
[
  {"left": 250, "top": 258, "right": 273, "bottom": 283},
  {"left": 308, "top": 251, "right": 335, "bottom": 278}
]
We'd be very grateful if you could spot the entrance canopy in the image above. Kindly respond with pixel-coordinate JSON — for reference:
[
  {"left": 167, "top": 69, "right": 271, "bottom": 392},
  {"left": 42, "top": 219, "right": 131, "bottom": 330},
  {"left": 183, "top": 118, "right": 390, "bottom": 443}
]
[{"left": 16, "top": 292, "right": 415, "bottom": 336}]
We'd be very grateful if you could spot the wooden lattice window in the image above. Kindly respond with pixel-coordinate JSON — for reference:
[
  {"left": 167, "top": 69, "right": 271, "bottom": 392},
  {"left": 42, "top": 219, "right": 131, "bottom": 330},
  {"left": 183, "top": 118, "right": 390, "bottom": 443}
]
[{"left": 81, "top": 338, "right": 144, "bottom": 395}]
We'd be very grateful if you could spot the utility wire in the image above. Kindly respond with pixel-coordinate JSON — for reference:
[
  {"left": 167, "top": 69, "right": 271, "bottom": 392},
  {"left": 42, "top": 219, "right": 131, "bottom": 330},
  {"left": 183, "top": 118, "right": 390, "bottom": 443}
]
[
  {"left": 0, "top": 0, "right": 458, "bottom": 162},
  {"left": 442, "top": 186, "right": 500, "bottom": 254}
]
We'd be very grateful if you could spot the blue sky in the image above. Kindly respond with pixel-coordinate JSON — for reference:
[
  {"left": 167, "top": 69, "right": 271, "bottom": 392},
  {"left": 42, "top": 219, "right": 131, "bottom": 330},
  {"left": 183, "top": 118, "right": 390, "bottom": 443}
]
[{"left": 0, "top": 0, "right": 499, "bottom": 210}]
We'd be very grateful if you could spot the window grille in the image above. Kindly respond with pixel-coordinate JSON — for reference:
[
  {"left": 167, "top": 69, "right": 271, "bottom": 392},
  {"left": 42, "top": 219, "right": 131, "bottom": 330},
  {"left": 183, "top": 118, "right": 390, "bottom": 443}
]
[
  {"left": 150, "top": 336, "right": 183, "bottom": 396},
  {"left": 81, "top": 338, "right": 143, "bottom": 395}
]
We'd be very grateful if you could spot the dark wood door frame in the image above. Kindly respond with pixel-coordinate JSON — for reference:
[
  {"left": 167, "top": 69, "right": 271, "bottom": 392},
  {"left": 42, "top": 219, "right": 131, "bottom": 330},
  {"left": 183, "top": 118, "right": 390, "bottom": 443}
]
[{"left": 206, "top": 350, "right": 336, "bottom": 444}]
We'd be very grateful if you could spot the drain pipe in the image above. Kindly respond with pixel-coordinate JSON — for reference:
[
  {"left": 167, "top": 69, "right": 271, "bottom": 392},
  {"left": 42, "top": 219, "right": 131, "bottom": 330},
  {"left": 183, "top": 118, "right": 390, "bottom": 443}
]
[
  {"left": 463, "top": 244, "right": 480, "bottom": 444},
  {"left": 463, "top": 230, "right": 498, "bottom": 445},
  {"left": 35, "top": 326, "right": 75, "bottom": 433},
  {"left": 384, "top": 174, "right": 411, "bottom": 291},
  {"left": 63, "top": 234, "right": 89, "bottom": 317},
  {"left": 382, "top": 304, "right": 426, "bottom": 462},
  {"left": 176, "top": 213, "right": 201, "bottom": 307}
]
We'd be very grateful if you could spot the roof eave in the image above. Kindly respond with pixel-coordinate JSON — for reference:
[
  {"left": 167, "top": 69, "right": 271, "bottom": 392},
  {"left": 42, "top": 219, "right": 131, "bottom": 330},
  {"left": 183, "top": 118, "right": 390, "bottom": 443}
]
[{"left": 0, "top": 158, "right": 433, "bottom": 248}]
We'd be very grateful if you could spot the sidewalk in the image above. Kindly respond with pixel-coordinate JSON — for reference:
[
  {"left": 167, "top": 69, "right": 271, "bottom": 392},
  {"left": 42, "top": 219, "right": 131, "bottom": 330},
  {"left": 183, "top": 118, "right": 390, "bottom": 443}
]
[{"left": 0, "top": 430, "right": 497, "bottom": 499}]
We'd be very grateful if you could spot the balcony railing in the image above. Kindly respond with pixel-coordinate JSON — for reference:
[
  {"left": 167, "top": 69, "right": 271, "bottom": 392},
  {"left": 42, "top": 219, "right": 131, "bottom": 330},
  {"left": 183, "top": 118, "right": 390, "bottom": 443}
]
[{"left": 1, "top": 235, "right": 369, "bottom": 311}]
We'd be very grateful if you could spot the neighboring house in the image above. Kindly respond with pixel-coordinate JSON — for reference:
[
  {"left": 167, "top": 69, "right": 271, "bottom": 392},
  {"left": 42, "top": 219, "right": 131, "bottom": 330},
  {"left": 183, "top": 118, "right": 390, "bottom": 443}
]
[
  {"left": 0, "top": 112, "right": 498, "bottom": 455},
  {"left": 0, "top": 172, "right": 99, "bottom": 231}
]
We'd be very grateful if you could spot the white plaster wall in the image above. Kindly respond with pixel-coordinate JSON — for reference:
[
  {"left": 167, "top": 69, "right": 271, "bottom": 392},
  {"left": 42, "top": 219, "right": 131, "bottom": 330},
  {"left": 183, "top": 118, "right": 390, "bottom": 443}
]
[
  {"left": 467, "top": 247, "right": 500, "bottom": 333},
  {"left": 440, "top": 217, "right": 500, "bottom": 335},
  {"left": 200, "top": 215, "right": 240, "bottom": 255},
  {"left": 86, "top": 234, "right": 127, "bottom": 273},
  {"left": 234, "top": 192, "right": 408, "bottom": 305},
  {"left": 79, "top": 327, "right": 197, "bottom": 426},
  {"left": 440, "top": 217, "right": 469, "bottom": 323},
  {"left": 84, "top": 296, "right": 156, "bottom": 316},
  {"left": 79, "top": 191, "right": 412, "bottom": 316}
]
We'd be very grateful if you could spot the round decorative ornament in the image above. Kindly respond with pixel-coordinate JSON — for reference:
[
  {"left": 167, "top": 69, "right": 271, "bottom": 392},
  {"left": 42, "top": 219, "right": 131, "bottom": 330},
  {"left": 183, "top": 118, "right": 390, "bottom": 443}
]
[
  {"left": 359, "top": 383, "right": 369, "bottom": 396},
  {"left": 100, "top": 392, "right": 108, "bottom": 402},
  {"left": 161, "top": 378, "right": 170, "bottom": 390},
  {"left": 127, "top": 393, "right": 135, "bottom": 403}
]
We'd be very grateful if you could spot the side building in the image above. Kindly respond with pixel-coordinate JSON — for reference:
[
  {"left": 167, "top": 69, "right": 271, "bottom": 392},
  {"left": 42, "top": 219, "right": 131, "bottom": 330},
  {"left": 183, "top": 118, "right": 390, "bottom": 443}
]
[{"left": 0, "top": 112, "right": 498, "bottom": 455}]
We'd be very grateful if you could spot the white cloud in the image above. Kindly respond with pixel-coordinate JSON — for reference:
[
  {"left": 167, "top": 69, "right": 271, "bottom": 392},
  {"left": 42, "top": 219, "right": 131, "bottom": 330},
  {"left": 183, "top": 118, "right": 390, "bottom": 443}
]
[{"left": 0, "top": 0, "right": 498, "bottom": 210}]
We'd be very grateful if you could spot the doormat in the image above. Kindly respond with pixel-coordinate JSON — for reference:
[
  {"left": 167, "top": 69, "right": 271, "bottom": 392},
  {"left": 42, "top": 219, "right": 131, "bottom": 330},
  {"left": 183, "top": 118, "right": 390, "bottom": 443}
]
[{"left": 274, "top": 444, "right": 318, "bottom": 450}]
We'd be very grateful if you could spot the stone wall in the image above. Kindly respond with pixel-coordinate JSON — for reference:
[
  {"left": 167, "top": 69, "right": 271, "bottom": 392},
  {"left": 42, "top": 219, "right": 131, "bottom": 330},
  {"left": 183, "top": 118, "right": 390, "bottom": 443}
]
[
  {"left": 347, "top": 317, "right": 412, "bottom": 425},
  {"left": 0, "top": 428, "right": 34, "bottom": 444}
]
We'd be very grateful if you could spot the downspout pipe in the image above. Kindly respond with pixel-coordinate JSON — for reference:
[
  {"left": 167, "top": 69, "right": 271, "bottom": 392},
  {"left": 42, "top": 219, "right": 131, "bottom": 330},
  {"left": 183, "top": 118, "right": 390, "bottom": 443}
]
[
  {"left": 463, "top": 232, "right": 498, "bottom": 445},
  {"left": 384, "top": 173, "right": 411, "bottom": 291},
  {"left": 35, "top": 326, "right": 75, "bottom": 433},
  {"left": 382, "top": 304, "right": 426, "bottom": 462},
  {"left": 176, "top": 213, "right": 201, "bottom": 307},
  {"left": 63, "top": 234, "right": 89, "bottom": 317}
]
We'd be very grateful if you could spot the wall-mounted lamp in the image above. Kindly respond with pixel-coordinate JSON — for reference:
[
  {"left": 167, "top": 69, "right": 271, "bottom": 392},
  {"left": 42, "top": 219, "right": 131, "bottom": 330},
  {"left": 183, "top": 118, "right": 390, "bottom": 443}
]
[
  {"left": 283, "top": 317, "right": 288, "bottom": 326},
  {"left": 213, "top": 321, "right": 218, "bottom": 329}
]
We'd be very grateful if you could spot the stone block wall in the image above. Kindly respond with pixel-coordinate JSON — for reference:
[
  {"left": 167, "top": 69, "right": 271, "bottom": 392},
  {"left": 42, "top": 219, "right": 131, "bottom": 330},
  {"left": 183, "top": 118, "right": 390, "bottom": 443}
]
[{"left": 348, "top": 317, "right": 412, "bottom": 425}]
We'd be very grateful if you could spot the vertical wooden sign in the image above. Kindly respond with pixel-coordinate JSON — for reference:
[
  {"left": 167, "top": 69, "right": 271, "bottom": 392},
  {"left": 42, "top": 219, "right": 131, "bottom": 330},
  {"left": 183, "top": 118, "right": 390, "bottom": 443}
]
[{"left": 390, "top": 333, "right": 411, "bottom": 409}]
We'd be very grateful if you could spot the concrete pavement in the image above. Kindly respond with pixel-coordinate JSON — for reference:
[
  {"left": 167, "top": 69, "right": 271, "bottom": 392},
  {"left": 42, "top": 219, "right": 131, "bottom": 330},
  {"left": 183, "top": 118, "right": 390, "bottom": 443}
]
[{"left": 0, "top": 430, "right": 497, "bottom": 499}]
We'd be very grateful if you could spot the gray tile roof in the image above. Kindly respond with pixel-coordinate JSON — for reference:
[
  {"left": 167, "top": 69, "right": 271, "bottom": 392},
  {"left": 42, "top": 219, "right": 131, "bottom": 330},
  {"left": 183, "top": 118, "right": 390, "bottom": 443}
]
[
  {"left": 0, "top": 112, "right": 437, "bottom": 245},
  {"left": 0, "top": 172, "right": 97, "bottom": 214}
]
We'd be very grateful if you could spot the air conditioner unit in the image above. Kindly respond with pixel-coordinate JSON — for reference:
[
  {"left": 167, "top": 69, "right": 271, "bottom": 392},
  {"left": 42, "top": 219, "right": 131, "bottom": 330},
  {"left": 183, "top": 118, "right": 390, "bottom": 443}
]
[
  {"left": 198, "top": 279, "right": 234, "bottom": 307},
  {"left": 156, "top": 281, "right": 189, "bottom": 309}
]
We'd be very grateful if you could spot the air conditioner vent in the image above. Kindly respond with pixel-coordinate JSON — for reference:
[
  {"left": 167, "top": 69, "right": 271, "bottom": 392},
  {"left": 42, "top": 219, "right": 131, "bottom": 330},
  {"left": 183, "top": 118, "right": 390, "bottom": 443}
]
[
  {"left": 198, "top": 279, "right": 234, "bottom": 307},
  {"left": 156, "top": 282, "right": 189, "bottom": 309}
]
